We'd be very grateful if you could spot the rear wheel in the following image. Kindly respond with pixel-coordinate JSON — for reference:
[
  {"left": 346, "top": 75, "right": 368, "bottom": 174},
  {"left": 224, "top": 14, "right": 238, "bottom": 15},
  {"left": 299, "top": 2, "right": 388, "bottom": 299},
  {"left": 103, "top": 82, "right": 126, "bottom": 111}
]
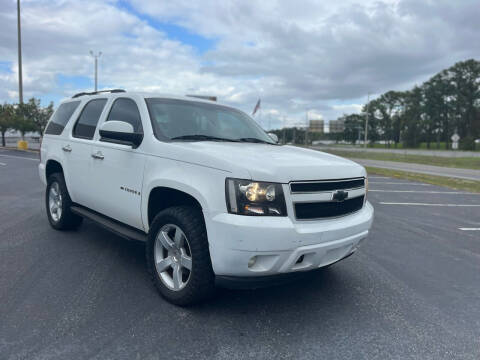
[
  {"left": 46, "top": 173, "right": 83, "bottom": 230},
  {"left": 146, "top": 206, "right": 215, "bottom": 306}
]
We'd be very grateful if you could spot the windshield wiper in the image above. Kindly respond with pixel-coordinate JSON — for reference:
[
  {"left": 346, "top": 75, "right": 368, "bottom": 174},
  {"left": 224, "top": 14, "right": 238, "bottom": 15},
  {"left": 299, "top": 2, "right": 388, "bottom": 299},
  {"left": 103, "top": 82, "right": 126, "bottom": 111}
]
[
  {"left": 236, "top": 137, "right": 276, "bottom": 145},
  {"left": 171, "top": 134, "right": 239, "bottom": 142}
]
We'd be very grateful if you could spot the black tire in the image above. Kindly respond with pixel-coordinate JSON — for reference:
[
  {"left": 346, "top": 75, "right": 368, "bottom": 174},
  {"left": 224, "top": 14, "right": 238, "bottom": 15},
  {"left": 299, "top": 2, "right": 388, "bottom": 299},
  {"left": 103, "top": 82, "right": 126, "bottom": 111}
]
[
  {"left": 46, "top": 172, "right": 83, "bottom": 230},
  {"left": 146, "top": 206, "right": 215, "bottom": 306}
]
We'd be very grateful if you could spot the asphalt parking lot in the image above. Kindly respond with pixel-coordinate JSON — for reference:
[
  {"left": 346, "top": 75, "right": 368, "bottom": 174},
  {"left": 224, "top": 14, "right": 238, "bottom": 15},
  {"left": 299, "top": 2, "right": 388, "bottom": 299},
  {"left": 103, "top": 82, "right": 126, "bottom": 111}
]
[{"left": 1, "top": 148, "right": 479, "bottom": 360}]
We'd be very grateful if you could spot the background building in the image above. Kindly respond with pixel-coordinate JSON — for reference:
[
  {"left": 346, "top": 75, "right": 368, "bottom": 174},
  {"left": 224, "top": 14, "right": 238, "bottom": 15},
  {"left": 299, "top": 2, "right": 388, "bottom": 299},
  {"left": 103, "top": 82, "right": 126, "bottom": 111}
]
[
  {"left": 309, "top": 119, "right": 324, "bottom": 134},
  {"left": 328, "top": 119, "right": 345, "bottom": 133}
]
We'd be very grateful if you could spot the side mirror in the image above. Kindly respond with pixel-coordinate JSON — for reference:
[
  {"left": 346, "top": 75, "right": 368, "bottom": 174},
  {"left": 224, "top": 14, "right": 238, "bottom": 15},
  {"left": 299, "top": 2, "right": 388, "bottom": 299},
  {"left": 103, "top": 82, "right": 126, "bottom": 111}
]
[
  {"left": 268, "top": 133, "right": 279, "bottom": 143},
  {"left": 99, "top": 120, "right": 143, "bottom": 148}
]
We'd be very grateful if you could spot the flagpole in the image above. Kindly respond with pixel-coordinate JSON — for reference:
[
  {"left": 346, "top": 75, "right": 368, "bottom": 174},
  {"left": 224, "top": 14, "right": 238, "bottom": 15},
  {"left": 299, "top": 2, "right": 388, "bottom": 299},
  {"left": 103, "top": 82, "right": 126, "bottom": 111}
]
[{"left": 252, "top": 98, "right": 262, "bottom": 127}]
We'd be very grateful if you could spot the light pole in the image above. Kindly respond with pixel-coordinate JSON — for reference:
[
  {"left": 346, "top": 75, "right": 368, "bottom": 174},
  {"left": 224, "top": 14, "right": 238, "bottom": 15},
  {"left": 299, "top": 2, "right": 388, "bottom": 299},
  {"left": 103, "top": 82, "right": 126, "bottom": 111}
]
[
  {"left": 305, "top": 109, "right": 309, "bottom": 145},
  {"left": 364, "top": 93, "right": 370, "bottom": 148},
  {"left": 89, "top": 50, "right": 102, "bottom": 91},
  {"left": 17, "top": 0, "right": 23, "bottom": 104}
]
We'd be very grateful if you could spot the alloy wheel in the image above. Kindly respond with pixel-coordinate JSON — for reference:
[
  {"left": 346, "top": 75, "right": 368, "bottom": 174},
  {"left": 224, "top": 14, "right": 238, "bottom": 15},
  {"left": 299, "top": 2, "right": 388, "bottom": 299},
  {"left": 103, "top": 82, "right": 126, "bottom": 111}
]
[
  {"left": 48, "top": 182, "right": 63, "bottom": 222},
  {"left": 154, "top": 224, "right": 193, "bottom": 291}
]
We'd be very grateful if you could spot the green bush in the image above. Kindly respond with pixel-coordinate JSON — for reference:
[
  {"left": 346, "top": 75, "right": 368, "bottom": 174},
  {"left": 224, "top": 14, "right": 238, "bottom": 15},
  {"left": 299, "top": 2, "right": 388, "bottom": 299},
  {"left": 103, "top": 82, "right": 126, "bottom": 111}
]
[{"left": 460, "top": 136, "right": 476, "bottom": 151}]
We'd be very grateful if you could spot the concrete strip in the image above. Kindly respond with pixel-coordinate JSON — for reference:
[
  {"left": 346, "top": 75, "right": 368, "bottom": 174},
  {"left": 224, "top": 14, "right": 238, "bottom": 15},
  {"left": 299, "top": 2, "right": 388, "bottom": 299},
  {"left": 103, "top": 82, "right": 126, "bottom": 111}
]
[
  {"left": 353, "top": 158, "right": 480, "bottom": 181},
  {"left": 380, "top": 202, "right": 480, "bottom": 207},
  {"left": 369, "top": 182, "right": 432, "bottom": 186},
  {"left": 370, "top": 190, "right": 477, "bottom": 194},
  {"left": 312, "top": 146, "right": 480, "bottom": 158}
]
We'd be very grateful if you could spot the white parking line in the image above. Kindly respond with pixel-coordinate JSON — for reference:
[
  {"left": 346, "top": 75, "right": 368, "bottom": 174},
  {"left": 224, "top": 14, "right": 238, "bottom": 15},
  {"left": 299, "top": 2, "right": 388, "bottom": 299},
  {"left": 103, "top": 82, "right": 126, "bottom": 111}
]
[
  {"left": 370, "top": 190, "right": 477, "bottom": 194},
  {"left": 369, "top": 182, "right": 431, "bottom": 186},
  {"left": 0, "top": 154, "right": 38, "bottom": 162},
  {"left": 380, "top": 202, "right": 480, "bottom": 207},
  {"left": 0, "top": 162, "right": 6, "bottom": 166},
  {"left": 368, "top": 176, "right": 389, "bottom": 179},
  {"left": 459, "top": 228, "right": 480, "bottom": 231}
]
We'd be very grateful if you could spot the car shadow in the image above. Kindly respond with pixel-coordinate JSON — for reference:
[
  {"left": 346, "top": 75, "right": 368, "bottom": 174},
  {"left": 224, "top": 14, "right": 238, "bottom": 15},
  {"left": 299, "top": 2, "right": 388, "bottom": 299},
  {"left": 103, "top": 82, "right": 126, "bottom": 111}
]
[{"left": 77, "top": 219, "right": 362, "bottom": 317}]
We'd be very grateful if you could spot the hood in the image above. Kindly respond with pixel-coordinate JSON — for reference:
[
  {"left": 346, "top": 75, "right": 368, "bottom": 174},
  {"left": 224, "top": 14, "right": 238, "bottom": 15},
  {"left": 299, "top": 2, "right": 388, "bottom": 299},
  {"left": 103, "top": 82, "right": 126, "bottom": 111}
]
[{"left": 163, "top": 142, "right": 366, "bottom": 183}]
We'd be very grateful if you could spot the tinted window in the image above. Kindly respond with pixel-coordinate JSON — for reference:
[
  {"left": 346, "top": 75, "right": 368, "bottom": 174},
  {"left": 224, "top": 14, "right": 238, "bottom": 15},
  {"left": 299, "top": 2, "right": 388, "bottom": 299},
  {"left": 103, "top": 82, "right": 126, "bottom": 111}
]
[
  {"left": 73, "top": 99, "right": 107, "bottom": 139},
  {"left": 44, "top": 101, "right": 80, "bottom": 135},
  {"left": 106, "top": 98, "right": 143, "bottom": 132}
]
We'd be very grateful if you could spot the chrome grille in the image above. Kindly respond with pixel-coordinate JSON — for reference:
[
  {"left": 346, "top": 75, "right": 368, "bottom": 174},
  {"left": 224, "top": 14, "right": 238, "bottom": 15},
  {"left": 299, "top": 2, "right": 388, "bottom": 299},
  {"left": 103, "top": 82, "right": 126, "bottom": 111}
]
[{"left": 290, "top": 178, "right": 365, "bottom": 193}]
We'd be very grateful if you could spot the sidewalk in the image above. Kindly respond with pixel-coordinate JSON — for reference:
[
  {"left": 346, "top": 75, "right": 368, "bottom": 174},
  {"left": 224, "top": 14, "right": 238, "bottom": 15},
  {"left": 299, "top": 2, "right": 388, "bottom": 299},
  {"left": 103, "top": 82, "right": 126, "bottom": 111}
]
[{"left": 352, "top": 158, "right": 480, "bottom": 181}]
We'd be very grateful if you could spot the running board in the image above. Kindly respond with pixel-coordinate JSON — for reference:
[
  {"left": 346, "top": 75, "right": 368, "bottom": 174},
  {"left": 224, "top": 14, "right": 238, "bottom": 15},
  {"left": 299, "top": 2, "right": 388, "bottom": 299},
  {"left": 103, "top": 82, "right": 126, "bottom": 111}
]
[{"left": 70, "top": 205, "right": 147, "bottom": 242}]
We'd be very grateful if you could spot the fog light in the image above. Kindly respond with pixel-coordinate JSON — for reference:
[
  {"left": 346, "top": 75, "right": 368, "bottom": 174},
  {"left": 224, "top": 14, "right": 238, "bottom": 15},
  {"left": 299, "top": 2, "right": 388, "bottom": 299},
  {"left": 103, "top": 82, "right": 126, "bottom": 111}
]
[{"left": 248, "top": 256, "right": 257, "bottom": 268}]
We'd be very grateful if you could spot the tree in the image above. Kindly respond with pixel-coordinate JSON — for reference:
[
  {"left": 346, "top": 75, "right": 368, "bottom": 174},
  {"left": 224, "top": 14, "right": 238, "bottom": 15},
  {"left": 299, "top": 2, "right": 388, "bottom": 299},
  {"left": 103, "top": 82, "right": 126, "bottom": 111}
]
[
  {"left": 362, "top": 100, "right": 381, "bottom": 145},
  {"left": 14, "top": 101, "right": 37, "bottom": 140},
  {"left": 342, "top": 114, "right": 364, "bottom": 144},
  {"left": 402, "top": 87, "right": 423, "bottom": 148},
  {"left": 380, "top": 91, "right": 405, "bottom": 147},
  {"left": 36, "top": 101, "right": 54, "bottom": 135},
  {"left": 0, "top": 104, "right": 16, "bottom": 147},
  {"left": 338, "top": 59, "right": 480, "bottom": 149},
  {"left": 446, "top": 59, "right": 480, "bottom": 149}
]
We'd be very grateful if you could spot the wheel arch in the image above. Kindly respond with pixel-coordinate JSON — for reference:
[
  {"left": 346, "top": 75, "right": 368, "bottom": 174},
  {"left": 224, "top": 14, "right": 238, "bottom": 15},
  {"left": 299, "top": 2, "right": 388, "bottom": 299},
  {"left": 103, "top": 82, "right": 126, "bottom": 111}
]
[
  {"left": 45, "top": 159, "right": 64, "bottom": 179},
  {"left": 146, "top": 185, "right": 206, "bottom": 229}
]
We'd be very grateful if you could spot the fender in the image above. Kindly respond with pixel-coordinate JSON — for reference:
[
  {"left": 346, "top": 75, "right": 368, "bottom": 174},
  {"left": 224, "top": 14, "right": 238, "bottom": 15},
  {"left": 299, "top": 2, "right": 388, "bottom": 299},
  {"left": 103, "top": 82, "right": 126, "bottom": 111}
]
[
  {"left": 141, "top": 154, "right": 234, "bottom": 234},
  {"left": 142, "top": 180, "right": 211, "bottom": 233},
  {"left": 45, "top": 153, "right": 76, "bottom": 200}
]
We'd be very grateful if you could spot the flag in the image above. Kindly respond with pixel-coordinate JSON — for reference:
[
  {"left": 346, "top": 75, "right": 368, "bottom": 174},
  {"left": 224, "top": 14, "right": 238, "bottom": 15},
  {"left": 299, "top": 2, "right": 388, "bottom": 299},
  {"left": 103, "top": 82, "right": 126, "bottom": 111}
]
[{"left": 252, "top": 99, "right": 261, "bottom": 116}]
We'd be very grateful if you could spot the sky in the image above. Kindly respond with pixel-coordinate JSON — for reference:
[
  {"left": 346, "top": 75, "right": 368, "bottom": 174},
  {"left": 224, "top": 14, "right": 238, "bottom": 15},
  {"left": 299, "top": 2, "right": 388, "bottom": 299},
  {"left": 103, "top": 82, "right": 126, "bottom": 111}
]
[{"left": 0, "top": 0, "right": 479, "bottom": 129}]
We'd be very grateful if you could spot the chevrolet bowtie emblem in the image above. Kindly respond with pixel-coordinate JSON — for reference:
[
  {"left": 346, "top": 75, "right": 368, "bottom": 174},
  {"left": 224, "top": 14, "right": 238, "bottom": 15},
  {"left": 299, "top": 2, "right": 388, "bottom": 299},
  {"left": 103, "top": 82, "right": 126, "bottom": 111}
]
[{"left": 332, "top": 190, "right": 348, "bottom": 202}]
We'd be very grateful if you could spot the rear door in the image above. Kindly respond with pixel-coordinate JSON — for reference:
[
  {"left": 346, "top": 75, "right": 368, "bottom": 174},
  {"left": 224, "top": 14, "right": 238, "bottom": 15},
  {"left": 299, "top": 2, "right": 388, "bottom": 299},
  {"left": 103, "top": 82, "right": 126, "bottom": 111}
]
[
  {"left": 41, "top": 100, "right": 82, "bottom": 187},
  {"left": 90, "top": 97, "right": 146, "bottom": 230},
  {"left": 67, "top": 98, "right": 108, "bottom": 208}
]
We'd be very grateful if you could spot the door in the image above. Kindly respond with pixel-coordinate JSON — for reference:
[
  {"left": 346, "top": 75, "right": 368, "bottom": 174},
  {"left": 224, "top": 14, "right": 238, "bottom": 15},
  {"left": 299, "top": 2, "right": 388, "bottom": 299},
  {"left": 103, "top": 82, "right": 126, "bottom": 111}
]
[
  {"left": 90, "top": 97, "right": 146, "bottom": 230},
  {"left": 67, "top": 98, "right": 108, "bottom": 208}
]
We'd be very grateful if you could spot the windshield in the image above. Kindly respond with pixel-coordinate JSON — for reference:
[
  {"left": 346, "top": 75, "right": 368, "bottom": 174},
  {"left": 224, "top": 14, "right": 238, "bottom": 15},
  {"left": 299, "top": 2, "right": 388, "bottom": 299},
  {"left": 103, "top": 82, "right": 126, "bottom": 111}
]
[{"left": 145, "top": 98, "right": 275, "bottom": 144}]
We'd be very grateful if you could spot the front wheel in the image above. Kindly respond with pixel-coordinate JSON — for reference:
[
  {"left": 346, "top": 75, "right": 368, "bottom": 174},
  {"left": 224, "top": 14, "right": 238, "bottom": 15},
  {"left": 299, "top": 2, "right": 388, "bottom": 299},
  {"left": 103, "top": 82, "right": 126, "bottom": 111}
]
[{"left": 146, "top": 206, "right": 215, "bottom": 306}]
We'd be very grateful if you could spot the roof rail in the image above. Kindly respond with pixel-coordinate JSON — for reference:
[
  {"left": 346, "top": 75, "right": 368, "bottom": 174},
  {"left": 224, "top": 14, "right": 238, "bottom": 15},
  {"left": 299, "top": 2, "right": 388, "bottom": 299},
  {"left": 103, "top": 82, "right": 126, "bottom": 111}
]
[{"left": 72, "top": 89, "right": 126, "bottom": 99}]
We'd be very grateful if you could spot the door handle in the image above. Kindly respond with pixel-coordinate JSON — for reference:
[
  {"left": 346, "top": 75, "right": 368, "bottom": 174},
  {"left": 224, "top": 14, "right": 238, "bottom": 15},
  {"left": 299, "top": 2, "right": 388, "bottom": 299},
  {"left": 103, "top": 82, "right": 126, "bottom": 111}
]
[
  {"left": 62, "top": 145, "right": 72, "bottom": 152},
  {"left": 91, "top": 151, "right": 104, "bottom": 160}
]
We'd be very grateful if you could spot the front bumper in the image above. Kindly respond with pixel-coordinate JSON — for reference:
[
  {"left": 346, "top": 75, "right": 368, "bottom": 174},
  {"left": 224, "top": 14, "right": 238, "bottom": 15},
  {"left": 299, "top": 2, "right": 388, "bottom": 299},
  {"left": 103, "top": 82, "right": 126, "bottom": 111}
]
[
  {"left": 215, "top": 252, "right": 355, "bottom": 289},
  {"left": 205, "top": 201, "right": 374, "bottom": 277}
]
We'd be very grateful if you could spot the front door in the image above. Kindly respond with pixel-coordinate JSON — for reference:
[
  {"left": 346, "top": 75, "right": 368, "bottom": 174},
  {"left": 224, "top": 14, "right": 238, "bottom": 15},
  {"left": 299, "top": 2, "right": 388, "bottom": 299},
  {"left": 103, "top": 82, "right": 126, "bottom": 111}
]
[{"left": 90, "top": 97, "right": 146, "bottom": 230}]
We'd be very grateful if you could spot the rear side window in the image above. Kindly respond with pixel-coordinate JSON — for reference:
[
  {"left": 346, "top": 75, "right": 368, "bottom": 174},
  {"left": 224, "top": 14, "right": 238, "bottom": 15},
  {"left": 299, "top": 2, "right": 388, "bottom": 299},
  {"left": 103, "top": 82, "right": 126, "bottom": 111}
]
[
  {"left": 106, "top": 98, "right": 143, "bottom": 132},
  {"left": 73, "top": 99, "right": 107, "bottom": 140},
  {"left": 44, "top": 101, "right": 80, "bottom": 135}
]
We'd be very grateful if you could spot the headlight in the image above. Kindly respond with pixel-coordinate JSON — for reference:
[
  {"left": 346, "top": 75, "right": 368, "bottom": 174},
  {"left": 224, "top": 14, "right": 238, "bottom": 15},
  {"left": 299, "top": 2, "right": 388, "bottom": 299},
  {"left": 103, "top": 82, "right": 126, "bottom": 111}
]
[{"left": 226, "top": 178, "right": 287, "bottom": 216}]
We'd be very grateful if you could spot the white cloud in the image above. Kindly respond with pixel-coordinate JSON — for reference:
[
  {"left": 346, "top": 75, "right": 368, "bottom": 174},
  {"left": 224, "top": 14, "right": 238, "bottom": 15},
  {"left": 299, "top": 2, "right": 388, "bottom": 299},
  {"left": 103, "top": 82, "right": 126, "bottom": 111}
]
[
  {"left": 0, "top": 0, "right": 479, "bottom": 128},
  {"left": 331, "top": 104, "right": 363, "bottom": 114}
]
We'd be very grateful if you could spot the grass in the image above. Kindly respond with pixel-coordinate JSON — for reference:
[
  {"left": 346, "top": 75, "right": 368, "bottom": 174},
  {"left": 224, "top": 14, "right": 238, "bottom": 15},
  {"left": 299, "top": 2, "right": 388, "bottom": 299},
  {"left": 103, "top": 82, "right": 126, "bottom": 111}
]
[
  {"left": 323, "top": 149, "right": 480, "bottom": 170},
  {"left": 366, "top": 166, "right": 480, "bottom": 193},
  {"left": 325, "top": 142, "right": 479, "bottom": 151}
]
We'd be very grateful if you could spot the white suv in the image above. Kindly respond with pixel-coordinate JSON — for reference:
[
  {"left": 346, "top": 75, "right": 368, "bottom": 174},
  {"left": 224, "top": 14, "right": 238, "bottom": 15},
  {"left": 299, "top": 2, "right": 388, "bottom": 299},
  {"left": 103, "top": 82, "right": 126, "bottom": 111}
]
[{"left": 39, "top": 89, "right": 374, "bottom": 305}]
